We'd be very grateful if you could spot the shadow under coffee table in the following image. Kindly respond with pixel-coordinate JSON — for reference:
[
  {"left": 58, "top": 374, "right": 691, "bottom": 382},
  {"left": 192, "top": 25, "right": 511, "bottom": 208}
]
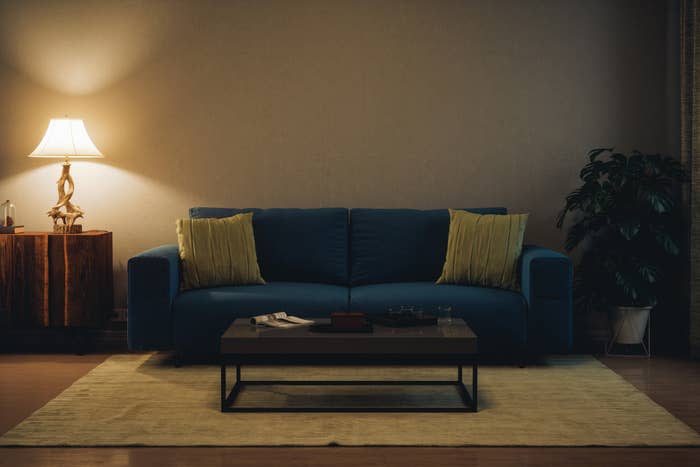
[{"left": 220, "top": 318, "right": 478, "bottom": 412}]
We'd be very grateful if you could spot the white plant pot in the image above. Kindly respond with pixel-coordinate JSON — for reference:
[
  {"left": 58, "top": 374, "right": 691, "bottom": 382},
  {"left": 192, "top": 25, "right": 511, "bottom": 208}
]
[{"left": 609, "top": 306, "right": 652, "bottom": 345}]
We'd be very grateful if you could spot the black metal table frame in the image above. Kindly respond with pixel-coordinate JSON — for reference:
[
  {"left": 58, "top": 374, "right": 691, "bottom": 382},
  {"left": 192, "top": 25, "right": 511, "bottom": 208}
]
[{"left": 220, "top": 355, "right": 478, "bottom": 413}]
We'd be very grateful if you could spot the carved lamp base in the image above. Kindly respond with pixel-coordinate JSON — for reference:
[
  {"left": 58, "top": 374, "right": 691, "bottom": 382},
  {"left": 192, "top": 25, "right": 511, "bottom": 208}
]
[
  {"left": 47, "top": 161, "right": 86, "bottom": 234},
  {"left": 53, "top": 224, "right": 82, "bottom": 234}
]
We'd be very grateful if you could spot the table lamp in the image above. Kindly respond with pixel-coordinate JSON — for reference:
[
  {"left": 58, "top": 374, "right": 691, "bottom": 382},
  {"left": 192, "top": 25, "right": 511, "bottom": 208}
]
[{"left": 28, "top": 118, "right": 104, "bottom": 233}]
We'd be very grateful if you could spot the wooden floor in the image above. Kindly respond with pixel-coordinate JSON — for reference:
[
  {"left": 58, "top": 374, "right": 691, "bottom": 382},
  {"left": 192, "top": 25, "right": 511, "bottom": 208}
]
[{"left": 0, "top": 353, "right": 698, "bottom": 467}]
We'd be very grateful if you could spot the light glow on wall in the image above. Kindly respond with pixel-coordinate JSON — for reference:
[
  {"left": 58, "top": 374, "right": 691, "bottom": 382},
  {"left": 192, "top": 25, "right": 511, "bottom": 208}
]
[{"left": 0, "top": 0, "right": 195, "bottom": 95}]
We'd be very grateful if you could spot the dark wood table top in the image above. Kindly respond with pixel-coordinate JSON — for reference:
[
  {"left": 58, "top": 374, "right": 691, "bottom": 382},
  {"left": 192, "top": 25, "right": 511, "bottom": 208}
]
[
  {"left": 0, "top": 230, "right": 110, "bottom": 237},
  {"left": 220, "top": 318, "right": 477, "bottom": 356}
]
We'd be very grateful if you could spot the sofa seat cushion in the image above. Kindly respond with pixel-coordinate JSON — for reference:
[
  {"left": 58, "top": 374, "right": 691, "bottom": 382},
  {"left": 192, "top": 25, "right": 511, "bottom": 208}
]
[
  {"left": 350, "top": 282, "right": 527, "bottom": 351},
  {"left": 173, "top": 282, "right": 349, "bottom": 354}
]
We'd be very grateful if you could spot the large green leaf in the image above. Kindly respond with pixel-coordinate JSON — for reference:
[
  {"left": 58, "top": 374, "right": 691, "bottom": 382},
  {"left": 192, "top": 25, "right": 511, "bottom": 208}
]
[
  {"left": 616, "top": 219, "right": 640, "bottom": 240},
  {"left": 588, "top": 147, "right": 614, "bottom": 162},
  {"left": 565, "top": 220, "right": 588, "bottom": 252},
  {"left": 564, "top": 216, "right": 607, "bottom": 251},
  {"left": 646, "top": 191, "right": 673, "bottom": 213},
  {"left": 581, "top": 161, "right": 606, "bottom": 182},
  {"left": 615, "top": 271, "right": 639, "bottom": 302},
  {"left": 635, "top": 261, "right": 660, "bottom": 283},
  {"left": 654, "top": 231, "right": 680, "bottom": 255}
]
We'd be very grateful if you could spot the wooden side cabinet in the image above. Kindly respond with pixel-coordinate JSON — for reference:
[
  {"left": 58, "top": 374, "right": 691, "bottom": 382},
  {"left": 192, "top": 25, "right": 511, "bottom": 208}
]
[{"left": 0, "top": 231, "right": 113, "bottom": 329}]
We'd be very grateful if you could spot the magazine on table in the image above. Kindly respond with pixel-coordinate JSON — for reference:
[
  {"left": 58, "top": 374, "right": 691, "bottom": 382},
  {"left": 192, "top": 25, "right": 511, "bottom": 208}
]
[{"left": 250, "top": 312, "right": 314, "bottom": 328}]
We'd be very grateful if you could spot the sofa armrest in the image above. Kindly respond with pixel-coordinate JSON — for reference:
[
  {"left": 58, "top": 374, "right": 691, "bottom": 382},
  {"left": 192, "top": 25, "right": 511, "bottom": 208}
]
[
  {"left": 127, "top": 244, "right": 180, "bottom": 350},
  {"left": 520, "top": 245, "right": 572, "bottom": 353}
]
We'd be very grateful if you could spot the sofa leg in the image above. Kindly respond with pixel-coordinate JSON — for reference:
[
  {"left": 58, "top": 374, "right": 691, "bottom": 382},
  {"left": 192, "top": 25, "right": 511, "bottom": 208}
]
[{"left": 174, "top": 351, "right": 183, "bottom": 368}]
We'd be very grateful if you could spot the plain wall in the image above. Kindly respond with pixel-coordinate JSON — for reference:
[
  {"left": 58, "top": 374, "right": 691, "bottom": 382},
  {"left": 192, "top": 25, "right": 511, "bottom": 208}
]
[{"left": 0, "top": 0, "right": 676, "bottom": 308}]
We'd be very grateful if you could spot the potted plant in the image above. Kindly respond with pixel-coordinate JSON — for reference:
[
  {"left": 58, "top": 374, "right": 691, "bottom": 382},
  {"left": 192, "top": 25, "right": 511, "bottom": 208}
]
[{"left": 557, "top": 148, "right": 685, "bottom": 348}]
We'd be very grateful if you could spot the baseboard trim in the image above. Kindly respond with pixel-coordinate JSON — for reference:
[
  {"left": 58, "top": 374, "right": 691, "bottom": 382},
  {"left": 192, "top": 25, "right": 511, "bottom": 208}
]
[{"left": 0, "top": 321, "right": 127, "bottom": 353}]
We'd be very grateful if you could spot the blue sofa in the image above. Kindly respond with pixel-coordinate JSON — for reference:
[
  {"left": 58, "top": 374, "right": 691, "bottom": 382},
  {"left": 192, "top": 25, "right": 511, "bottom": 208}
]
[{"left": 128, "top": 207, "right": 572, "bottom": 357}]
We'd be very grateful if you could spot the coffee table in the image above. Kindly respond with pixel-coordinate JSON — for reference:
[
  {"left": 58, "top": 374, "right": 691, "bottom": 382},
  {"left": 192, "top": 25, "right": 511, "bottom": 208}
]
[{"left": 220, "top": 318, "right": 478, "bottom": 412}]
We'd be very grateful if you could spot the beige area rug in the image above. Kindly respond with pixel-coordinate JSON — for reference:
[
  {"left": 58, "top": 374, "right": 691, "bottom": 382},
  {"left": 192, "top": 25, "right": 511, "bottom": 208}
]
[{"left": 1, "top": 353, "right": 699, "bottom": 447}]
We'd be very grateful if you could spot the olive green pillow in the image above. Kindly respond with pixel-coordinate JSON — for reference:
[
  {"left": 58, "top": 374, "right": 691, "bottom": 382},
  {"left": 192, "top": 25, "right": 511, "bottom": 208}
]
[
  {"left": 436, "top": 209, "right": 528, "bottom": 290},
  {"left": 176, "top": 213, "right": 265, "bottom": 290}
]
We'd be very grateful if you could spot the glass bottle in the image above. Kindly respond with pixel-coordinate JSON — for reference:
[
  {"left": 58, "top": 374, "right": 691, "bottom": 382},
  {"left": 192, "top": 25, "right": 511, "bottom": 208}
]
[{"left": 1, "top": 200, "right": 16, "bottom": 227}]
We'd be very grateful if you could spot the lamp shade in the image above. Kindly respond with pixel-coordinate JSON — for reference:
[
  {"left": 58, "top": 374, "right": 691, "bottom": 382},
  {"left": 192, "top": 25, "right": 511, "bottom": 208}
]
[{"left": 28, "top": 118, "right": 104, "bottom": 158}]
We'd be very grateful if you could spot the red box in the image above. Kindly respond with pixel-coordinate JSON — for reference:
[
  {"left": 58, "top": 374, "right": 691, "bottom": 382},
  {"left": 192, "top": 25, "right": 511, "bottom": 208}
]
[{"left": 331, "top": 312, "right": 366, "bottom": 330}]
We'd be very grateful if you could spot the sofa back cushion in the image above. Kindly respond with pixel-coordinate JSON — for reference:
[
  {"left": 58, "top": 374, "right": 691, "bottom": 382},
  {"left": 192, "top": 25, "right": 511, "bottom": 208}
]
[
  {"left": 190, "top": 207, "right": 349, "bottom": 284},
  {"left": 350, "top": 208, "right": 507, "bottom": 285},
  {"left": 176, "top": 213, "right": 265, "bottom": 290},
  {"left": 436, "top": 209, "right": 528, "bottom": 290}
]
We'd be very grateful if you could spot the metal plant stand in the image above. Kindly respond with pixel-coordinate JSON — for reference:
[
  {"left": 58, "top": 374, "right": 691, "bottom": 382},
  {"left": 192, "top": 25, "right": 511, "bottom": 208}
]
[{"left": 606, "top": 310, "right": 651, "bottom": 358}]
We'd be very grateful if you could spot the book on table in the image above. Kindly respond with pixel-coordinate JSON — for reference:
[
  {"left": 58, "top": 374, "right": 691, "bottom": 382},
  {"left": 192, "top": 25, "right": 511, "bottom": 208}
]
[
  {"left": 0, "top": 225, "right": 24, "bottom": 234},
  {"left": 250, "top": 312, "right": 314, "bottom": 328}
]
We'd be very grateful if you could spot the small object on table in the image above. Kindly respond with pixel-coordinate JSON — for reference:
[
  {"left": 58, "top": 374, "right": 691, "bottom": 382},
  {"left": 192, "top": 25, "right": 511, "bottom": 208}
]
[
  {"left": 309, "top": 312, "right": 373, "bottom": 333},
  {"left": 249, "top": 311, "right": 313, "bottom": 328},
  {"left": 1, "top": 200, "right": 16, "bottom": 227},
  {"left": 370, "top": 308, "right": 438, "bottom": 327},
  {"left": 331, "top": 312, "right": 366, "bottom": 330},
  {"left": 438, "top": 305, "right": 453, "bottom": 325},
  {"left": 0, "top": 225, "right": 25, "bottom": 234}
]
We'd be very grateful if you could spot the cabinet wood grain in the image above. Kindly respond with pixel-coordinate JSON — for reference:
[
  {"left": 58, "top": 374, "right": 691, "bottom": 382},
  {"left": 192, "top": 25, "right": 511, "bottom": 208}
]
[{"left": 0, "top": 231, "right": 113, "bottom": 328}]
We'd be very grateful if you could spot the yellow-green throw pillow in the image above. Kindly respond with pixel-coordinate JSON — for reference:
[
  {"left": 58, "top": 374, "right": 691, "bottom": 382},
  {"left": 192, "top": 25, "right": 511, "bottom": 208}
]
[
  {"left": 436, "top": 209, "right": 528, "bottom": 290},
  {"left": 176, "top": 213, "right": 265, "bottom": 290}
]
